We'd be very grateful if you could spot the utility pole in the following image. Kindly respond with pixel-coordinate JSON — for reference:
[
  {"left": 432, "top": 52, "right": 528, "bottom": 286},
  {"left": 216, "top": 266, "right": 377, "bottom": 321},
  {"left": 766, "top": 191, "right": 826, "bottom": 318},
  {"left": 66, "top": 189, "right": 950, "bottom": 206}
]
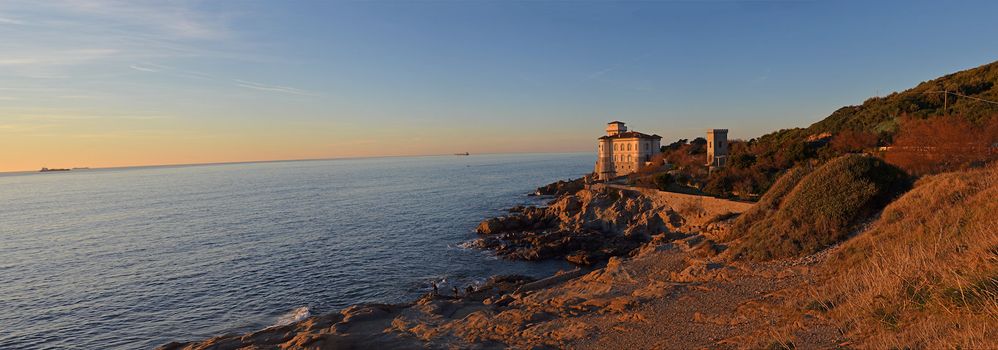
[{"left": 943, "top": 89, "right": 948, "bottom": 116}]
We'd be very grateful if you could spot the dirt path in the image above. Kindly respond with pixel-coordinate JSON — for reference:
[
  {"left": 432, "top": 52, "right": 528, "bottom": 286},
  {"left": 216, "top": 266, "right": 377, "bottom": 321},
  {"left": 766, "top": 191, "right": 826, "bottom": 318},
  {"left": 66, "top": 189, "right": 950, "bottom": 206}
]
[{"left": 568, "top": 249, "right": 844, "bottom": 349}]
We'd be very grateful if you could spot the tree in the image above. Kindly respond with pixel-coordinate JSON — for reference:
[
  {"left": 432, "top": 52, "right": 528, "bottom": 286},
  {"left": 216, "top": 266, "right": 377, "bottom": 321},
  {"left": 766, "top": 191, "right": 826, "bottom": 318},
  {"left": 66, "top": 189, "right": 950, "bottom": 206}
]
[
  {"left": 829, "top": 130, "right": 878, "bottom": 154},
  {"left": 885, "top": 115, "right": 998, "bottom": 175},
  {"left": 654, "top": 173, "right": 673, "bottom": 191},
  {"left": 661, "top": 138, "right": 688, "bottom": 153},
  {"left": 689, "top": 137, "right": 707, "bottom": 154},
  {"left": 729, "top": 154, "right": 757, "bottom": 169}
]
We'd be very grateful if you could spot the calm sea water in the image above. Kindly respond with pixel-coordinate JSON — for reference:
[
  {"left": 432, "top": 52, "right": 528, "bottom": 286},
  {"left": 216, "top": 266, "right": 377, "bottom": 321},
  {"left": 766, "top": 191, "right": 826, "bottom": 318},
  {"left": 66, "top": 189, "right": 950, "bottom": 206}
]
[{"left": 0, "top": 153, "right": 592, "bottom": 350}]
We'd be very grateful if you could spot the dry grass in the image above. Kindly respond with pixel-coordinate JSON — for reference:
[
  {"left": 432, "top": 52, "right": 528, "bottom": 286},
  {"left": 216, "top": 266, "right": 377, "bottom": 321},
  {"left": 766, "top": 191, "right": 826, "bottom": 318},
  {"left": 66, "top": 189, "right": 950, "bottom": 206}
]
[
  {"left": 729, "top": 155, "right": 910, "bottom": 260},
  {"left": 816, "top": 164, "right": 998, "bottom": 349}
]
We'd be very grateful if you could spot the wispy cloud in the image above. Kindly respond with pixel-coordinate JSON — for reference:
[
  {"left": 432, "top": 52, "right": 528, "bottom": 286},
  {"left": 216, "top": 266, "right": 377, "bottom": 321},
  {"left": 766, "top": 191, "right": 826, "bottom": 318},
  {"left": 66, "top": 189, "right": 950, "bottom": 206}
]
[
  {"left": 0, "top": 48, "right": 118, "bottom": 67},
  {"left": 38, "top": 0, "right": 229, "bottom": 40},
  {"left": 0, "top": 123, "right": 60, "bottom": 132},
  {"left": 2, "top": 107, "right": 174, "bottom": 121},
  {"left": 0, "top": 1, "right": 236, "bottom": 78},
  {"left": 125, "top": 62, "right": 317, "bottom": 97},
  {"left": 126, "top": 62, "right": 214, "bottom": 80},
  {"left": 585, "top": 53, "right": 653, "bottom": 81},
  {"left": 234, "top": 79, "right": 316, "bottom": 96},
  {"left": 0, "top": 16, "right": 25, "bottom": 25},
  {"left": 128, "top": 63, "right": 164, "bottom": 72},
  {"left": 753, "top": 67, "right": 773, "bottom": 83}
]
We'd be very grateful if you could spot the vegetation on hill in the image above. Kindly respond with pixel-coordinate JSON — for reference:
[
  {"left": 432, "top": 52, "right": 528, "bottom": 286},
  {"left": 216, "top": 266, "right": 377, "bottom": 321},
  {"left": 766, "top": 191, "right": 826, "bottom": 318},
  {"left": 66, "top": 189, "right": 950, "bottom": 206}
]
[
  {"left": 809, "top": 60, "right": 998, "bottom": 135},
  {"left": 727, "top": 154, "right": 910, "bottom": 260},
  {"left": 886, "top": 114, "right": 998, "bottom": 175},
  {"left": 727, "top": 164, "right": 814, "bottom": 238},
  {"left": 814, "top": 164, "right": 998, "bottom": 349},
  {"left": 631, "top": 61, "right": 998, "bottom": 199}
]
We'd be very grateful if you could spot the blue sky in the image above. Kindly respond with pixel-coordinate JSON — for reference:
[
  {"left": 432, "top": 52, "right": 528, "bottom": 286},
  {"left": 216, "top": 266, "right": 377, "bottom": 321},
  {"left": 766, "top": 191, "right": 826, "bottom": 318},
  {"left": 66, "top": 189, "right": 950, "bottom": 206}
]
[{"left": 2, "top": 0, "right": 998, "bottom": 170}]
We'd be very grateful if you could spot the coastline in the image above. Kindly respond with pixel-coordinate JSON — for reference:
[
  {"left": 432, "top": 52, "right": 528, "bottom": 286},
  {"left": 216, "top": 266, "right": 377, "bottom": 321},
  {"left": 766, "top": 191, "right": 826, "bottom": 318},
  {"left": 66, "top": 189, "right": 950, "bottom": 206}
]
[
  {"left": 160, "top": 179, "right": 771, "bottom": 349},
  {"left": 158, "top": 163, "right": 998, "bottom": 349}
]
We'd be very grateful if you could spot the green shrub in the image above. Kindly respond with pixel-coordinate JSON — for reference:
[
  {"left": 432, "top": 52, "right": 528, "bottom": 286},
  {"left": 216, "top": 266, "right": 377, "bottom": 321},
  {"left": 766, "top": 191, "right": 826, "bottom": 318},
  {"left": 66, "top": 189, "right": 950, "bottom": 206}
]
[
  {"left": 730, "top": 155, "right": 911, "bottom": 260},
  {"left": 727, "top": 165, "right": 814, "bottom": 241},
  {"left": 653, "top": 173, "right": 673, "bottom": 191}
]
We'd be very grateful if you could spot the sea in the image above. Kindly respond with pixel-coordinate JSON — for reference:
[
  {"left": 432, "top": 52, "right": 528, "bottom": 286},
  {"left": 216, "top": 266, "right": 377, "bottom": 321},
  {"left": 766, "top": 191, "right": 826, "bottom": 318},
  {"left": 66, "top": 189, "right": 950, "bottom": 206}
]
[{"left": 0, "top": 153, "right": 593, "bottom": 349}]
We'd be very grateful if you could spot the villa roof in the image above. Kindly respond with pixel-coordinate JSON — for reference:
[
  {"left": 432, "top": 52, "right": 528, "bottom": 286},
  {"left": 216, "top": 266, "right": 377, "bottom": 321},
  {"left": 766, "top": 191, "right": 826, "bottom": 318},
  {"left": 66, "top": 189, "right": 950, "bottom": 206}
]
[
  {"left": 607, "top": 121, "right": 625, "bottom": 124},
  {"left": 599, "top": 131, "right": 662, "bottom": 140}
]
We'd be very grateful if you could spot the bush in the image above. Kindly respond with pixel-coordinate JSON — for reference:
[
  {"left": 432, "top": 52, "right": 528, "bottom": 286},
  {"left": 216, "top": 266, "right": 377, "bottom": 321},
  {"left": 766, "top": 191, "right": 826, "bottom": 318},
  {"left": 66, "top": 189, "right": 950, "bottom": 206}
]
[
  {"left": 727, "top": 165, "right": 814, "bottom": 241},
  {"left": 653, "top": 173, "right": 672, "bottom": 191},
  {"left": 730, "top": 154, "right": 911, "bottom": 260},
  {"left": 729, "top": 153, "right": 756, "bottom": 169},
  {"left": 703, "top": 175, "right": 731, "bottom": 196},
  {"left": 885, "top": 115, "right": 998, "bottom": 175}
]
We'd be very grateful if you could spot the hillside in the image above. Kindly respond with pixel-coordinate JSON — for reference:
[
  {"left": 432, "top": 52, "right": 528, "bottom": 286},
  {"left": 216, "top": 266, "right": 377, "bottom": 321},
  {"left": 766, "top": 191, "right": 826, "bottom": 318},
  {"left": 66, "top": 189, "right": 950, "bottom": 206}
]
[
  {"left": 727, "top": 155, "right": 910, "bottom": 260},
  {"left": 657, "top": 60, "right": 998, "bottom": 200},
  {"left": 808, "top": 60, "right": 998, "bottom": 134},
  {"left": 816, "top": 164, "right": 998, "bottom": 348}
]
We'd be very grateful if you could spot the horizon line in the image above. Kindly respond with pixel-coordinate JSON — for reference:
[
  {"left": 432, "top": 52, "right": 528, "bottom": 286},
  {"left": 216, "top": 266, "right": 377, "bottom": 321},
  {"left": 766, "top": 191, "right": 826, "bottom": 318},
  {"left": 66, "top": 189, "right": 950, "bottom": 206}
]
[{"left": 0, "top": 150, "right": 593, "bottom": 175}]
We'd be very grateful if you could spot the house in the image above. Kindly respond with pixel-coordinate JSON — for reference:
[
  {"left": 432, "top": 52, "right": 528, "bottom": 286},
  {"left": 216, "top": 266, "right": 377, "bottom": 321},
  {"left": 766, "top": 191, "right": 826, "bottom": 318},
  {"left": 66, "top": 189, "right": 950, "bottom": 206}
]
[{"left": 595, "top": 121, "right": 662, "bottom": 180}]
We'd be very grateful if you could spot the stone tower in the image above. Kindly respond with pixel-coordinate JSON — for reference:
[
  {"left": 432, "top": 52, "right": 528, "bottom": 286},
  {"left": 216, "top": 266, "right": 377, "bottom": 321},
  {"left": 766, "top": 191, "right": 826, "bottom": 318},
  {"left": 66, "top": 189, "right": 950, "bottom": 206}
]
[
  {"left": 606, "top": 121, "right": 627, "bottom": 136},
  {"left": 706, "top": 129, "right": 728, "bottom": 167}
]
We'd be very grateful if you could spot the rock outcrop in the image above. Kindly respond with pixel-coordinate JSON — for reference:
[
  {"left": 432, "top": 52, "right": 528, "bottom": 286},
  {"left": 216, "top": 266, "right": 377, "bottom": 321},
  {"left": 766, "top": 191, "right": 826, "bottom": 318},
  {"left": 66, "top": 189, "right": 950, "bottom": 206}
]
[
  {"left": 158, "top": 275, "right": 537, "bottom": 350},
  {"left": 532, "top": 176, "right": 587, "bottom": 197},
  {"left": 471, "top": 186, "right": 696, "bottom": 265}
]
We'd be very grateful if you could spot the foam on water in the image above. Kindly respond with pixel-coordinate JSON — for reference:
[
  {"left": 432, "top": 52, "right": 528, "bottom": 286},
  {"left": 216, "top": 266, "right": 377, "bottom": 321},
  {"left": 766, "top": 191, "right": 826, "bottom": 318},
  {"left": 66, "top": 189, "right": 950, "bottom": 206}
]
[{"left": 272, "top": 307, "right": 312, "bottom": 328}]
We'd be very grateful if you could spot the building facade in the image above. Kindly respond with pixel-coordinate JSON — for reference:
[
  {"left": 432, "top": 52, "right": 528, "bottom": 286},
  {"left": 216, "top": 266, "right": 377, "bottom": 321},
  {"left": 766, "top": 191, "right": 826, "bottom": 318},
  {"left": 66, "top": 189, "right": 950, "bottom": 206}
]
[
  {"left": 595, "top": 121, "right": 662, "bottom": 180},
  {"left": 706, "top": 128, "right": 729, "bottom": 167}
]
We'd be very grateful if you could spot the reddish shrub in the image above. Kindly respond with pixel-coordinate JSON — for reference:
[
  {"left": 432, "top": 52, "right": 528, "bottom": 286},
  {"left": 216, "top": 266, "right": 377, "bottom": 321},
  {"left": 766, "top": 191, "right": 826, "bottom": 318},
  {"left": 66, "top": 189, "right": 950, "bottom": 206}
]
[{"left": 885, "top": 115, "right": 998, "bottom": 175}]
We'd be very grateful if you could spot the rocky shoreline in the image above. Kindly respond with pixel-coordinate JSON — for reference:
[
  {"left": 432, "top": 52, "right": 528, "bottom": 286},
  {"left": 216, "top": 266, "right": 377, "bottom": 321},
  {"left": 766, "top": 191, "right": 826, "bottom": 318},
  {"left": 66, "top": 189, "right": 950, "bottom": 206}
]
[
  {"left": 159, "top": 178, "right": 766, "bottom": 350},
  {"left": 470, "top": 185, "right": 681, "bottom": 265}
]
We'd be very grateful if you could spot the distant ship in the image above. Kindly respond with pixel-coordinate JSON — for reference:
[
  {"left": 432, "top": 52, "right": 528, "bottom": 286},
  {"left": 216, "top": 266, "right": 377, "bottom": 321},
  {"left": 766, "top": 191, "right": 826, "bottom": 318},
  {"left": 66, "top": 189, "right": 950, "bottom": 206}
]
[
  {"left": 454, "top": 152, "right": 470, "bottom": 156},
  {"left": 40, "top": 167, "right": 71, "bottom": 172}
]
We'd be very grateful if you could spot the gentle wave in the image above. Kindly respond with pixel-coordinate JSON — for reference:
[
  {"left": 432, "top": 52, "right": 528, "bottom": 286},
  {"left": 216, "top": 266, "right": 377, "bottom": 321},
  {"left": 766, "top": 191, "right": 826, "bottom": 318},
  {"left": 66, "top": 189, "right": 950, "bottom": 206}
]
[{"left": 272, "top": 306, "right": 311, "bottom": 328}]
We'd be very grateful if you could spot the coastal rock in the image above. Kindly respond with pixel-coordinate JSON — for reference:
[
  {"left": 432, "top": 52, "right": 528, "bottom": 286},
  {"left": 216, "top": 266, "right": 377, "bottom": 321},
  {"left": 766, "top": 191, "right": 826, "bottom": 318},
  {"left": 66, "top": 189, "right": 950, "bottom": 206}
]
[
  {"left": 476, "top": 218, "right": 503, "bottom": 235},
  {"left": 474, "top": 187, "right": 690, "bottom": 265},
  {"left": 532, "top": 177, "right": 587, "bottom": 197}
]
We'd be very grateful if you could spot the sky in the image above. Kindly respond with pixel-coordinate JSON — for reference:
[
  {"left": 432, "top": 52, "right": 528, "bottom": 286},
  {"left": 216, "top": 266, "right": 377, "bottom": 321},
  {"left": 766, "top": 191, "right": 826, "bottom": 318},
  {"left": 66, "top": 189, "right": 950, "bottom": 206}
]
[{"left": 2, "top": 0, "right": 998, "bottom": 172}]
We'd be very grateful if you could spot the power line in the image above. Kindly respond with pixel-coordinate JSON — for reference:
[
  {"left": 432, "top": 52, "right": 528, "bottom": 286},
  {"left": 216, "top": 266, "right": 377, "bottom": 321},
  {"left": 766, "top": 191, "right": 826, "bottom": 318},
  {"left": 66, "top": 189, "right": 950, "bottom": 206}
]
[{"left": 923, "top": 90, "right": 998, "bottom": 106}]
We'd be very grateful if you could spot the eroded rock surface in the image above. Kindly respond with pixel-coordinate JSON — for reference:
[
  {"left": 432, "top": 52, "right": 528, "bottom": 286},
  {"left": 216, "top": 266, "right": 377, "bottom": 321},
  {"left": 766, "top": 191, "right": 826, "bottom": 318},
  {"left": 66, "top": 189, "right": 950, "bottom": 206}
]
[
  {"left": 532, "top": 177, "right": 587, "bottom": 197},
  {"left": 471, "top": 186, "right": 718, "bottom": 265}
]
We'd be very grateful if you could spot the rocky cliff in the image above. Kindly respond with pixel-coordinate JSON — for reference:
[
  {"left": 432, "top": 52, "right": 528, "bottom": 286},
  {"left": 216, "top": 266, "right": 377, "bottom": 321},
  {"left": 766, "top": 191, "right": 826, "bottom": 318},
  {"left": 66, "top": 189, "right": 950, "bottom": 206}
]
[{"left": 470, "top": 185, "right": 749, "bottom": 265}]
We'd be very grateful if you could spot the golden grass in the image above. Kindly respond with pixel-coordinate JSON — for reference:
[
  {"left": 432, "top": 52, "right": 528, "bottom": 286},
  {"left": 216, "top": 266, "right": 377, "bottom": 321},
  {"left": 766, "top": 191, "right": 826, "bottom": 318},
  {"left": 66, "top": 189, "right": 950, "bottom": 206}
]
[{"left": 816, "top": 164, "right": 998, "bottom": 349}]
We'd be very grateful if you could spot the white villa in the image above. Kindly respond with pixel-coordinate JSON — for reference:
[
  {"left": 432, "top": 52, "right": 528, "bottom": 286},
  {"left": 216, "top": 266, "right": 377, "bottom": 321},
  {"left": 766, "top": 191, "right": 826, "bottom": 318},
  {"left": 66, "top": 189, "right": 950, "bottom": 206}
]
[{"left": 595, "top": 121, "right": 662, "bottom": 180}]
